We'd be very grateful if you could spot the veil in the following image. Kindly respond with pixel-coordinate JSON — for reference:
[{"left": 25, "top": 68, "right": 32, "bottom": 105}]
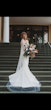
[
  {"left": 16, "top": 52, "right": 23, "bottom": 71},
  {"left": 16, "top": 39, "right": 29, "bottom": 71},
  {"left": 16, "top": 39, "right": 26, "bottom": 71}
]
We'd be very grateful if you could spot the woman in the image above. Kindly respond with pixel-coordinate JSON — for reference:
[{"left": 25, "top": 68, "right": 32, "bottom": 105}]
[{"left": 7, "top": 32, "right": 41, "bottom": 92}]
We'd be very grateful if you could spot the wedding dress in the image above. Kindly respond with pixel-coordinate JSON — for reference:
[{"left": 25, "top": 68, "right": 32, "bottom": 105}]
[{"left": 7, "top": 39, "right": 41, "bottom": 92}]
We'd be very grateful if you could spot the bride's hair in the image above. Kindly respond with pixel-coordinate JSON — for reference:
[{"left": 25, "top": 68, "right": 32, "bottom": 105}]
[{"left": 21, "top": 32, "right": 28, "bottom": 40}]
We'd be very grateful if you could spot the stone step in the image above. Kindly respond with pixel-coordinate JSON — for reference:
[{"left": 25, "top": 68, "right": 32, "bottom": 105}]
[
  {"left": 30, "top": 67, "right": 51, "bottom": 71},
  {"left": 0, "top": 75, "right": 51, "bottom": 81},
  {"left": 0, "top": 43, "right": 48, "bottom": 46},
  {"left": 5, "top": 48, "right": 48, "bottom": 51},
  {"left": 0, "top": 60, "right": 51, "bottom": 64},
  {"left": 0, "top": 48, "right": 50, "bottom": 50},
  {"left": 40, "top": 86, "right": 51, "bottom": 92},
  {"left": 0, "top": 86, "right": 9, "bottom": 91},
  {"left": 0, "top": 51, "right": 51, "bottom": 54},
  {"left": 0, "top": 56, "right": 18, "bottom": 57},
  {"left": 0, "top": 50, "right": 20, "bottom": 53},
  {"left": 0, "top": 61, "right": 51, "bottom": 64},
  {"left": 36, "top": 76, "right": 51, "bottom": 81},
  {"left": 30, "top": 59, "right": 51, "bottom": 62},
  {"left": 0, "top": 46, "right": 50, "bottom": 48},
  {"left": 0, "top": 47, "right": 50, "bottom": 49},
  {"left": 32, "top": 71, "right": 51, "bottom": 75},
  {"left": 0, "top": 63, "right": 51, "bottom": 66},
  {"left": 0, "top": 42, "right": 48, "bottom": 45},
  {"left": 0, "top": 64, "right": 51, "bottom": 71},
  {"left": 29, "top": 64, "right": 51, "bottom": 67},
  {"left": 0, "top": 43, "right": 50, "bottom": 48},
  {"left": 0, "top": 61, "right": 18, "bottom": 64},
  {"left": 0, "top": 81, "right": 8, "bottom": 85},
  {"left": 29, "top": 62, "right": 51, "bottom": 64},
  {"left": 0, "top": 58, "right": 51, "bottom": 62},
  {"left": 0, "top": 53, "right": 51, "bottom": 56},
  {"left": 0, "top": 53, "right": 43, "bottom": 55},
  {"left": 0, "top": 58, "right": 18, "bottom": 61},
  {"left": 0, "top": 80, "right": 51, "bottom": 86},
  {"left": 0, "top": 48, "right": 50, "bottom": 51},
  {"left": 0, "top": 67, "right": 51, "bottom": 71},
  {"left": 0, "top": 67, "right": 16, "bottom": 71},
  {"left": 0, "top": 70, "right": 51, "bottom": 75},
  {"left": 0, "top": 59, "right": 51, "bottom": 63},
  {"left": 0, "top": 86, "right": 51, "bottom": 92},
  {"left": 0, "top": 48, "right": 20, "bottom": 50},
  {"left": 40, "top": 81, "right": 51, "bottom": 86},
  {"left": 0, "top": 56, "right": 51, "bottom": 59},
  {"left": 0, "top": 52, "right": 51, "bottom": 56},
  {"left": 0, "top": 70, "right": 15, "bottom": 75},
  {"left": 30, "top": 66, "right": 51, "bottom": 69},
  {"left": 0, "top": 64, "right": 51, "bottom": 67},
  {"left": 0, "top": 43, "right": 20, "bottom": 46},
  {"left": 0, "top": 76, "right": 9, "bottom": 80}
]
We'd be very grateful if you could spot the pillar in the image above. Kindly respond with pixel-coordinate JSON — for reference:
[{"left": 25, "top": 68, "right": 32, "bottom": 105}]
[{"left": 3, "top": 17, "right": 9, "bottom": 43}]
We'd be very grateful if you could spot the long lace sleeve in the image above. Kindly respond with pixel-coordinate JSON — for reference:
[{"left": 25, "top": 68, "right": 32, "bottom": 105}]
[{"left": 21, "top": 39, "right": 26, "bottom": 50}]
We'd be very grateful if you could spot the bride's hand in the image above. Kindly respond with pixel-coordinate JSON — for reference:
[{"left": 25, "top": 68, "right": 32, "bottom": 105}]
[
  {"left": 34, "top": 49, "right": 38, "bottom": 53},
  {"left": 30, "top": 51, "right": 36, "bottom": 58},
  {"left": 31, "top": 54, "right": 35, "bottom": 58}
]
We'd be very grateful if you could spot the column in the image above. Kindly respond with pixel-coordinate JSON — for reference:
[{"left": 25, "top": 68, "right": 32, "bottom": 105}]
[
  {"left": 0, "top": 17, "right": 2, "bottom": 42},
  {"left": 3, "top": 17, "right": 9, "bottom": 43}
]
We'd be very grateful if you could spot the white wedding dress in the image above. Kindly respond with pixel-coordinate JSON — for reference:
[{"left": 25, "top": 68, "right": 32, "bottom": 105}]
[{"left": 7, "top": 39, "right": 41, "bottom": 92}]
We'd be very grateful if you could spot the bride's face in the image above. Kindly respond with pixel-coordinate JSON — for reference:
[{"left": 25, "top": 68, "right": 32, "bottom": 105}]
[{"left": 23, "top": 34, "right": 27, "bottom": 40}]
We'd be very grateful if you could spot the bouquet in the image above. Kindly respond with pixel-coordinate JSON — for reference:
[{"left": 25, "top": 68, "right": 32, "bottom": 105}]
[{"left": 23, "top": 43, "right": 38, "bottom": 58}]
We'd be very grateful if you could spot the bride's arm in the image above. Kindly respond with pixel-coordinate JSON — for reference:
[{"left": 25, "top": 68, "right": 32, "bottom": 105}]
[
  {"left": 34, "top": 49, "right": 38, "bottom": 53},
  {"left": 21, "top": 39, "right": 26, "bottom": 50}
]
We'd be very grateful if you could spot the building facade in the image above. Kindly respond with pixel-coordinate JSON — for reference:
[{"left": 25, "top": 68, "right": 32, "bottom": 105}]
[{"left": 0, "top": 17, "right": 51, "bottom": 43}]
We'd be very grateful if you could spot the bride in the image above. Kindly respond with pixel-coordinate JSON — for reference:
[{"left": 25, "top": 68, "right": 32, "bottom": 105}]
[{"left": 7, "top": 32, "right": 41, "bottom": 92}]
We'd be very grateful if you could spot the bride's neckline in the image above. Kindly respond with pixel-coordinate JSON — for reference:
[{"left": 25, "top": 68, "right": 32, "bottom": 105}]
[
  {"left": 22, "top": 38, "right": 28, "bottom": 41},
  {"left": 22, "top": 39, "right": 28, "bottom": 42}
]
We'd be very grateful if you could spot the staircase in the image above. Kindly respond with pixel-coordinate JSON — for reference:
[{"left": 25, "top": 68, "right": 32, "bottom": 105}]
[{"left": 0, "top": 42, "right": 51, "bottom": 93}]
